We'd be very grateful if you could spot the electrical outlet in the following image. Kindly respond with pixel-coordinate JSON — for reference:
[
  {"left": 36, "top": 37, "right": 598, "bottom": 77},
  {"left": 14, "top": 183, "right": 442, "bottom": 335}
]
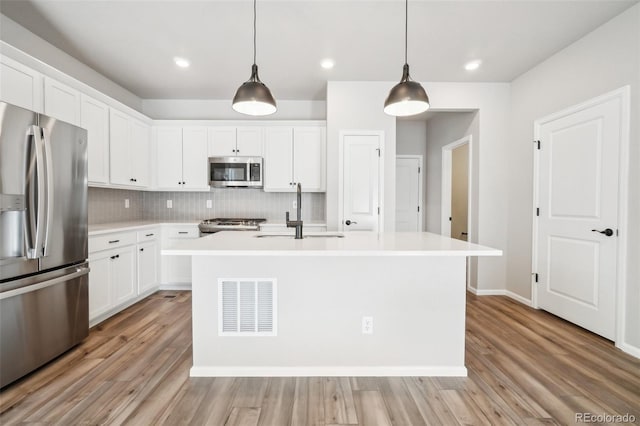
[
  {"left": 166, "top": 200, "right": 173, "bottom": 209},
  {"left": 293, "top": 200, "right": 297, "bottom": 209},
  {"left": 206, "top": 199, "right": 212, "bottom": 209},
  {"left": 124, "top": 199, "right": 129, "bottom": 209},
  {"left": 362, "top": 316, "right": 373, "bottom": 335}
]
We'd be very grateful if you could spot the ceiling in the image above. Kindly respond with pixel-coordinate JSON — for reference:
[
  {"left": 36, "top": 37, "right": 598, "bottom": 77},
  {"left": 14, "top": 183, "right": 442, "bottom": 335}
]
[{"left": 0, "top": 0, "right": 637, "bottom": 101}]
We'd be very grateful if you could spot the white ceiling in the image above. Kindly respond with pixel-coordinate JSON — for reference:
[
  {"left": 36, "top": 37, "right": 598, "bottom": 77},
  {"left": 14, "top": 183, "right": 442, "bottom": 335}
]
[{"left": 0, "top": 0, "right": 637, "bottom": 101}]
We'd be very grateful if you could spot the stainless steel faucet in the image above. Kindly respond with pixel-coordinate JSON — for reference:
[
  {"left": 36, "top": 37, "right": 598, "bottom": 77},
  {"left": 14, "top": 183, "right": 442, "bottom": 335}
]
[{"left": 286, "top": 183, "right": 303, "bottom": 239}]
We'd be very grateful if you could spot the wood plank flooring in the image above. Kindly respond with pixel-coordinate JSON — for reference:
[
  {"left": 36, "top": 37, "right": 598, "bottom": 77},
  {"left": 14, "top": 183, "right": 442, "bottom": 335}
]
[{"left": 1, "top": 291, "right": 638, "bottom": 425}]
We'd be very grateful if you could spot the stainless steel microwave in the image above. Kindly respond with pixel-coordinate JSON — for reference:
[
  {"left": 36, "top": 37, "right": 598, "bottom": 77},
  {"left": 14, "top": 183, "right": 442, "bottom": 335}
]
[{"left": 208, "top": 156, "right": 263, "bottom": 188}]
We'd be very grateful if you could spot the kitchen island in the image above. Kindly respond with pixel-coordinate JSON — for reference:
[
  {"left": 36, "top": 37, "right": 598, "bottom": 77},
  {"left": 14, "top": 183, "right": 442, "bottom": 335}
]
[{"left": 163, "top": 231, "right": 501, "bottom": 377}]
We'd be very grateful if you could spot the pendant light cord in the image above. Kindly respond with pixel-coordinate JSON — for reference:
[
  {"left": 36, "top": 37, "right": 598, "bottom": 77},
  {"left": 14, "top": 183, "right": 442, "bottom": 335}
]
[
  {"left": 404, "top": 0, "right": 408, "bottom": 65},
  {"left": 253, "top": 0, "right": 257, "bottom": 65}
]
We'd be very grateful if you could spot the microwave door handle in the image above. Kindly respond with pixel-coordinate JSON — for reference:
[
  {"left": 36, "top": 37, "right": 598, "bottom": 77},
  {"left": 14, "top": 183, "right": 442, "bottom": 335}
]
[
  {"left": 41, "top": 127, "right": 53, "bottom": 256},
  {"left": 25, "top": 125, "right": 46, "bottom": 259}
]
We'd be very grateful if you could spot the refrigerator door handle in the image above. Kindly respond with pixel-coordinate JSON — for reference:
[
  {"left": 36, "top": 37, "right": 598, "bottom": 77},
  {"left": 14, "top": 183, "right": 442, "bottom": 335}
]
[
  {"left": 41, "top": 127, "right": 54, "bottom": 257},
  {"left": 0, "top": 266, "right": 89, "bottom": 300},
  {"left": 25, "top": 125, "right": 46, "bottom": 259}
]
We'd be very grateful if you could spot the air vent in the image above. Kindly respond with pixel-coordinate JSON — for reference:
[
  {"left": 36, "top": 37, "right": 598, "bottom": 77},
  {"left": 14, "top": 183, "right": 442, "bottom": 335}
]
[{"left": 218, "top": 279, "right": 277, "bottom": 336}]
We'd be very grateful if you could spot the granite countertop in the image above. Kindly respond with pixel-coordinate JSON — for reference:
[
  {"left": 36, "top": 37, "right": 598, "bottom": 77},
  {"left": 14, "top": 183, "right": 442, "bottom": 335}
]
[{"left": 163, "top": 231, "right": 503, "bottom": 257}]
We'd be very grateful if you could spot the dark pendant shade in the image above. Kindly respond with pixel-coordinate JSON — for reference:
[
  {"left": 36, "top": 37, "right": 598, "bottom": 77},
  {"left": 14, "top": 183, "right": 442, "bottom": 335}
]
[
  {"left": 384, "top": 63, "right": 430, "bottom": 117},
  {"left": 232, "top": 64, "right": 277, "bottom": 116}
]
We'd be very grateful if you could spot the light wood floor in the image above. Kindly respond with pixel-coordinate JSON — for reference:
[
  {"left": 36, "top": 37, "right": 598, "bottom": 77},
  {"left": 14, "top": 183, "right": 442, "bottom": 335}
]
[{"left": 1, "top": 291, "right": 638, "bottom": 425}]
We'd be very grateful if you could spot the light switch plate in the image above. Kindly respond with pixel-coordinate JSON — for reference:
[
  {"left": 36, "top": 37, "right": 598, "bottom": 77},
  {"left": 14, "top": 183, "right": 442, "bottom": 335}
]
[
  {"left": 124, "top": 199, "right": 129, "bottom": 209},
  {"left": 167, "top": 200, "right": 173, "bottom": 209},
  {"left": 206, "top": 200, "right": 212, "bottom": 209}
]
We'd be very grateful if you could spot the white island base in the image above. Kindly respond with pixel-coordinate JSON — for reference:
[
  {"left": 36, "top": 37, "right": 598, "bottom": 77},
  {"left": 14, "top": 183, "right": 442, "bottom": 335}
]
[{"left": 165, "top": 231, "right": 501, "bottom": 377}]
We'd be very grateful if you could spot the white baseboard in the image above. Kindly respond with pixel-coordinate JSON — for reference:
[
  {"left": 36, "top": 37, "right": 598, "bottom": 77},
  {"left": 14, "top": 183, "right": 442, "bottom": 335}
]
[
  {"left": 467, "top": 287, "right": 533, "bottom": 307},
  {"left": 190, "top": 365, "right": 467, "bottom": 378},
  {"left": 616, "top": 342, "right": 640, "bottom": 359},
  {"left": 159, "top": 283, "right": 192, "bottom": 291}
]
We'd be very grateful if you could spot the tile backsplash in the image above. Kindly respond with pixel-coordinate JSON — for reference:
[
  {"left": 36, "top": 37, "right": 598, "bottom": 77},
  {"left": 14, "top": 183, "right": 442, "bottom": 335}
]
[{"left": 89, "top": 187, "right": 325, "bottom": 224}]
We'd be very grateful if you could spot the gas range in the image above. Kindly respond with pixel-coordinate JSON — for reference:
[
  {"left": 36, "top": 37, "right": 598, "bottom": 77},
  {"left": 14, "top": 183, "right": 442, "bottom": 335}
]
[{"left": 198, "top": 218, "right": 266, "bottom": 234}]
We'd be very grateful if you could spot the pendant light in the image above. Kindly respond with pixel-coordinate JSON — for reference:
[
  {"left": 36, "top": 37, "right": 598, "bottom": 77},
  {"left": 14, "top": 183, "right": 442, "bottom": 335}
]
[
  {"left": 232, "top": 0, "right": 277, "bottom": 116},
  {"left": 384, "top": 0, "right": 430, "bottom": 117}
]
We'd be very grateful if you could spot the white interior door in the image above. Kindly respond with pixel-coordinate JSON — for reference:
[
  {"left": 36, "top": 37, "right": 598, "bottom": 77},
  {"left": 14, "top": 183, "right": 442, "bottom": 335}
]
[
  {"left": 534, "top": 92, "right": 625, "bottom": 340},
  {"left": 395, "top": 156, "right": 422, "bottom": 231},
  {"left": 342, "top": 133, "right": 380, "bottom": 232}
]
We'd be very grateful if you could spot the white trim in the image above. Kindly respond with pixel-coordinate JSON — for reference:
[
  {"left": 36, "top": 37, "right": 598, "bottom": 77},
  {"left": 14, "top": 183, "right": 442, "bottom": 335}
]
[
  {"left": 190, "top": 365, "right": 467, "bottom": 377},
  {"left": 616, "top": 342, "right": 640, "bottom": 359},
  {"left": 467, "top": 288, "right": 534, "bottom": 308},
  {"left": 338, "top": 130, "right": 385, "bottom": 233},
  {"left": 440, "top": 135, "right": 472, "bottom": 239},
  {"left": 395, "top": 155, "right": 424, "bottom": 231},
  {"left": 531, "top": 86, "right": 630, "bottom": 348},
  {"left": 158, "top": 283, "right": 192, "bottom": 291}
]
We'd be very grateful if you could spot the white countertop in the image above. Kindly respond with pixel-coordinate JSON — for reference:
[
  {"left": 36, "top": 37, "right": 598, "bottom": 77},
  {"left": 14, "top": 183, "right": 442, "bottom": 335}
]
[
  {"left": 88, "top": 220, "right": 200, "bottom": 235},
  {"left": 162, "top": 231, "right": 502, "bottom": 257}
]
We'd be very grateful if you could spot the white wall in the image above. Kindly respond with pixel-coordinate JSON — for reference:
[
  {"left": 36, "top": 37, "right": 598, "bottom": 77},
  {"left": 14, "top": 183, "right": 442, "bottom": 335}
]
[
  {"left": 327, "top": 81, "right": 510, "bottom": 291},
  {"left": 0, "top": 14, "right": 143, "bottom": 112},
  {"left": 507, "top": 4, "right": 640, "bottom": 351},
  {"left": 423, "top": 112, "right": 478, "bottom": 234},
  {"left": 142, "top": 99, "right": 326, "bottom": 120},
  {"left": 397, "top": 120, "right": 428, "bottom": 229}
]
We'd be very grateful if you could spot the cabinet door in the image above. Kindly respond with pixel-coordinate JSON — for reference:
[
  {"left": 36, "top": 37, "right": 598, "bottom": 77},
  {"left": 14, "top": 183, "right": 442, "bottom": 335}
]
[
  {"left": 81, "top": 95, "right": 110, "bottom": 184},
  {"left": 263, "top": 127, "right": 294, "bottom": 192},
  {"left": 111, "top": 245, "right": 136, "bottom": 306},
  {"left": 109, "top": 109, "right": 132, "bottom": 185},
  {"left": 0, "top": 56, "right": 43, "bottom": 112},
  {"left": 88, "top": 251, "right": 112, "bottom": 320},
  {"left": 208, "top": 127, "right": 236, "bottom": 156},
  {"left": 182, "top": 127, "right": 209, "bottom": 189},
  {"left": 236, "top": 127, "right": 263, "bottom": 156},
  {"left": 137, "top": 241, "right": 158, "bottom": 294},
  {"left": 155, "top": 127, "right": 183, "bottom": 189},
  {"left": 293, "top": 127, "right": 326, "bottom": 192},
  {"left": 44, "top": 77, "right": 81, "bottom": 125},
  {"left": 131, "top": 120, "right": 150, "bottom": 187}
]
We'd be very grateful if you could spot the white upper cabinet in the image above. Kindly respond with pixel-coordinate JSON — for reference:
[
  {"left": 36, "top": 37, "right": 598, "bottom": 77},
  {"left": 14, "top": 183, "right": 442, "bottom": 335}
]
[
  {"left": 155, "top": 126, "right": 208, "bottom": 190},
  {"left": 182, "top": 127, "right": 209, "bottom": 189},
  {"left": 44, "top": 77, "right": 81, "bottom": 125},
  {"left": 131, "top": 119, "right": 151, "bottom": 188},
  {"left": 80, "top": 94, "right": 110, "bottom": 185},
  {"left": 263, "top": 125, "right": 326, "bottom": 192},
  {"left": 0, "top": 56, "right": 43, "bottom": 112},
  {"left": 208, "top": 126, "right": 263, "bottom": 157},
  {"left": 110, "top": 108, "right": 150, "bottom": 188}
]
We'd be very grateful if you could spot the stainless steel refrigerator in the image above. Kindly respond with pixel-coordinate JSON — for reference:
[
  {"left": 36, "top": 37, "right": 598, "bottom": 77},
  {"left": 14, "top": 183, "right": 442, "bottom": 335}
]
[{"left": 0, "top": 101, "right": 89, "bottom": 388}]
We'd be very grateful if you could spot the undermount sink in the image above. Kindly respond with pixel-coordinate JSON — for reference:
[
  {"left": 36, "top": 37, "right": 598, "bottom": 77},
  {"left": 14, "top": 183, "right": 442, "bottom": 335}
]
[{"left": 255, "top": 233, "right": 344, "bottom": 239}]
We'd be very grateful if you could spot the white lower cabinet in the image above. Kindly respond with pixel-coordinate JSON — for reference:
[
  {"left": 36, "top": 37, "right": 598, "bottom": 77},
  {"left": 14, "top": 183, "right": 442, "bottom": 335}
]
[
  {"left": 88, "top": 228, "right": 160, "bottom": 325},
  {"left": 138, "top": 240, "right": 159, "bottom": 294}
]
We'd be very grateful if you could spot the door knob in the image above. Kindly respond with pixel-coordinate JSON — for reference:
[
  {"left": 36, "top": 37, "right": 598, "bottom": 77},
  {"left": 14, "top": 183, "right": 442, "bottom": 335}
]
[
  {"left": 591, "top": 228, "right": 614, "bottom": 237},
  {"left": 345, "top": 220, "right": 357, "bottom": 226}
]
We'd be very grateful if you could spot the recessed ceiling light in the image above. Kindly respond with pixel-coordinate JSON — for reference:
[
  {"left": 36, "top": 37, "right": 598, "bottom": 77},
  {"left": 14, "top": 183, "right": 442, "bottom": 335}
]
[
  {"left": 464, "top": 60, "right": 482, "bottom": 71},
  {"left": 321, "top": 59, "right": 335, "bottom": 69},
  {"left": 174, "top": 57, "right": 190, "bottom": 68}
]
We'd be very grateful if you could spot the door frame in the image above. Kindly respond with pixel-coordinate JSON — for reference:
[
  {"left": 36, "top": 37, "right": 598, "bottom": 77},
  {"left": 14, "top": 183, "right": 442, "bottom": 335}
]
[
  {"left": 396, "top": 155, "right": 424, "bottom": 232},
  {"left": 531, "top": 86, "right": 630, "bottom": 348},
  {"left": 441, "top": 135, "right": 473, "bottom": 240},
  {"left": 338, "top": 130, "right": 385, "bottom": 232}
]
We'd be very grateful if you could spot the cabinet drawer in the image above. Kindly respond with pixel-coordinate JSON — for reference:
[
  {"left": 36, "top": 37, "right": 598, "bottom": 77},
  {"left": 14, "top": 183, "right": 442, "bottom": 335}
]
[
  {"left": 89, "top": 232, "right": 136, "bottom": 253},
  {"left": 137, "top": 228, "right": 159, "bottom": 243},
  {"left": 163, "top": 226, "right": 199, "bottom": 240}
]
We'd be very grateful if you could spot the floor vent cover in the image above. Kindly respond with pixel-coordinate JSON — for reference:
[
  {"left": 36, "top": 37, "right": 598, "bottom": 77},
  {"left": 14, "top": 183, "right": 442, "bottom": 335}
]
[{"left": 218, "top": 279, "right": 277, "bottom": 336}]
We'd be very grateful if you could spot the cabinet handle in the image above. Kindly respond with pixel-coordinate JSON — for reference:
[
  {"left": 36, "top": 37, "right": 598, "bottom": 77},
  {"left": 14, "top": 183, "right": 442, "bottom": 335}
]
[
  {"left": 178, "top": 231, "right": 188, "bottom": 234},
  {"left": 110, "top": 254, "right": 120, "bottom": 260},
  {"left": 145, "top": 233, "right": 154, "bottom": 237},
  {"left": 140, "top": 248, "right": 144, "bottom": 252},
  {"left": 108, "top": 240, "right": 120, "bottom": 244}
]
